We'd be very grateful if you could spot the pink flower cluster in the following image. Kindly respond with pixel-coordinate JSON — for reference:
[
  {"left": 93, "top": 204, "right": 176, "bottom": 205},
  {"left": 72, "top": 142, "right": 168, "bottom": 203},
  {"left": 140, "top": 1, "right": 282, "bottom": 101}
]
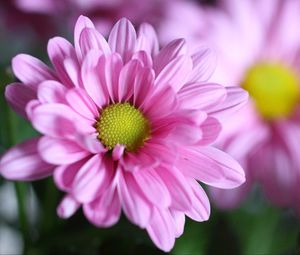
[{"left": 0, "top": 16, "right": 247, "bottom": 251}]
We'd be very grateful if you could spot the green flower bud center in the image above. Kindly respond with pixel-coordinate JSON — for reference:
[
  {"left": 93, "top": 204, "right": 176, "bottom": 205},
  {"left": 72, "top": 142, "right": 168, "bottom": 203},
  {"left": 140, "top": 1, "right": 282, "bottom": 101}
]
[
  {"left": 242, "top": 62, "right": 300, "bottom": 120},
  {"left": 96, "top": 103, "right": 150, "bottom": 151}
]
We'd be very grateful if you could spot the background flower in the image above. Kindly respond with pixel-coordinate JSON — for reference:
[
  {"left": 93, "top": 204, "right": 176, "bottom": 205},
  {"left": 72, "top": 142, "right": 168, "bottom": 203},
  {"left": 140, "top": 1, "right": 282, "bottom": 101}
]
[{"left": 161, "top": 0, "right": 300, "bottom": 212}]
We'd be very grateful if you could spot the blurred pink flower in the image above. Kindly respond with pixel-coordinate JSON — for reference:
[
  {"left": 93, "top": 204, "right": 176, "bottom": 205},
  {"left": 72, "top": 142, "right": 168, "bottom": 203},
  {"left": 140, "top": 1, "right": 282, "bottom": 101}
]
[
  {"left": 163, "top": 0, "right": 300, "bottom": 211},
  {"left": 14, "top": 0, "right": 171, "bottom": 36},
  {"left": 0, "top": 16, "right": 247, "bottom": 251}
]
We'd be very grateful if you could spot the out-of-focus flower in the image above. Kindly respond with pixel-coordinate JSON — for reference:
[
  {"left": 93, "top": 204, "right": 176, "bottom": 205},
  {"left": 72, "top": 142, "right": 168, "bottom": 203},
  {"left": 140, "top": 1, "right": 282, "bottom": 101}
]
[
  {"left": 0, "top": 16, "right": 247, "bottom": 251},
  {"left": 163, "top": 0, "right": 300, "bottom": 211},
  {"left": 14, "top": 0, "right": 171, "bottom": 36},
  {"left": 0, "top": 0, "right": 58, "bottom": 40}
]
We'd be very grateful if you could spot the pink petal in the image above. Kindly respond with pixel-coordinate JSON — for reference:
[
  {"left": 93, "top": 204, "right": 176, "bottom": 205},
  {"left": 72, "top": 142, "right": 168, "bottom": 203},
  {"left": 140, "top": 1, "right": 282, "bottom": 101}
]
[
  {"left": 83, "top": 182, "right": 121, "bottom": 227},
  {"left": 132, "top": 51, "right": 153, "bottom": 68},
  {"left": 133, "top": 168, "right": 171, "bottom": 208},
  {"left": 81, "top": 50, "right": 110, "bottom": 107},
  {"left": 54, "top": 159, "right": 86, "bottom": 191},
  {"left": 5, "top": 83, "right": 36, "bottom": 118},
  {"left": 66, "top": 88, "right": 98, "bottom": 120},
  {"left": 98, "top": 53, "right": 123, "bottom": 103},
  {"left": 143, "top": 141, "right": 178, "bottom": 166},
  {"left": 170, "top": 122, "right": 202, "bottom": 145},
  {"left": 31, "top": 104, "right": 78, "bottom": 138},
  {"left": 0, "top": 137, "right": 54, "bottom": 181},
  {"left": 74, "top": 134, "right": 106, "bottom": 154},
  {"left": 74, "top": 15, "right": 95, "bottom": 60},
  {"left": 12, "top": 54, "right": 56, "bottom": 89},
  {"left": 25, "top": 99, "right": 41, "bottom": 120},
  {"left": 185, "top": 179, "right": 210, "bottom": 222},
  {"left": 178, "top": 83, "right": 226, "bottom": 110},
  {"left": 47, "top": 37, "right": 79, "bottom": 87},
  {"left": 120, "top": 150, "right": 159, "bottom": 173},
  {"left": 155, "top": 55, "right": 193, "bottom": 93},
  {"left": 38, "top": 136, "right": 90, "bottom": 165},
  {"left": 57, "top": 195, "right": 80, "bottom": 219},
  {"left": 37, "top": 80, "right": 67, "bottom": 103},
  {"left": 157, "top": 167, "right": 193, "bottom": 211},
  {"left": 178, "top": 147, "right": 245, "bottom": 189},
  {"left": 133, "top": 65, "right": 154, "bottom": 107},
  {"left": 170, "top": 210, "right": 185, "bottom": 238},
  {"left": 117, "top": 170, "right": 151, "bottom": 228},
  {"left": 154, "top": 39, "right": 187, "bottom": 74},
  {"left": 108, "top": 18, "right": 137, "bottom": 62},
  {"left": 118, "top": 59, "right": 141, "bottom": 102},
  {"left": 79, "top": 27, "right": 111, "bottom": 57},
  {"left": 146, "top": 208, "right": 175, "bottom": 252},
  {"left": 189, "top": 47, "right": 217, "bottom": 82},
  {"left": 143, "top": 86, "right": 177, "bottom": 120},
  {"left": 71, "top": 154, "right": 113, "bottom": 203},
  {"left": 209, "top": 87, "right": 249, "bottom": 120},
  {"left": 136, "top": 23, "right": 159, "bottom": 56},
  {"left": 63, "top": 58, "right": 82, "bottom": 87},
  {"left": 112, "top": 144, "right": 125, "bottom": 161},
  {"left": 198, "top": 117, "right": 222, "bottom": 145}
]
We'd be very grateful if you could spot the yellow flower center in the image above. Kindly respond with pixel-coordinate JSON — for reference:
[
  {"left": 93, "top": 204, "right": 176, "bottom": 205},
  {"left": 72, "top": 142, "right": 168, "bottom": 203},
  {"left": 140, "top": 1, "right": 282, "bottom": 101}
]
[
  {"left": 96, "top": 103, "right": 150, "bottom": 151},
  {"left": 242, "top": 62, "right": 300, "bottom": 120}
]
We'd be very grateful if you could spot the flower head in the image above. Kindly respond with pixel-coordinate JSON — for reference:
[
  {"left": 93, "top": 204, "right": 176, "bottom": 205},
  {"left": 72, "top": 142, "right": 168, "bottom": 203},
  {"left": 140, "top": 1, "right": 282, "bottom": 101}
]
[
  {"left": 0, "top": 16, "right": 247, "bottom": 251},
  {"left": 166, "top": 0, "right": 300, "bottom": 211}
]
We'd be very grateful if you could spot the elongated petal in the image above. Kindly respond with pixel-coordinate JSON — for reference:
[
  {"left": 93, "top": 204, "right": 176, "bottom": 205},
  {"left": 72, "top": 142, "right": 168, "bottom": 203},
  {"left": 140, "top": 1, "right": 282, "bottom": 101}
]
[
  {"left": 38, "top": 136, "right": 89, "bottom": 165},
  {"left": 66, "top": 88, "right": 98, "bottom": 120},
  {"left": 37, "top": 80, "right": 67, "bottom": 103},
  {"left": 81, "top": 50, "right": 110, "bottom": 107},
  {"left": 74, "top": 15, "right": 95, "bottom": 59},
  {"left": 209, "top": 87, "right": 249, "bottom": 119},
  {"left": 198, "top": 117, "right": 222, "bottom": 145},
  {"left": 136, "top": 23, "right": 159, "bottom": 56},
  {"left": 133, "top": 168, "right": 171, "bottom": 208},
  {"left": 83, "top": 182, "right": 121, "bottom": 227},
  {"left": 108, "top": 18, "right": 136, "bottom": 62},
  {"left": 157, "top": 167, "right": 193, "bottom": 210},
  {"left": 54, "top": 159, "right": 86, "bottom": 191},
  {"left": 178, "top": 147, "right": 245, "bottom": 189},
  {"left": 185, "top": 179, "right": 210, "bottom": 221},
  {"left": 154, "top": 39, "right": 187, "bottom": 74},
  {"left": 79, "top": 27, "right": 111, "bottom": 57},
  {"left": 47, "top": 37, "right": 79, "bottom": 87},
  {"left": 178, "top": 83, "right": 226, "bottom": 110},
  {"left": 118, "top": 59, "right": 141, "bottom": 102},
  {"left": 146, "top": 208, "right": 175, "bottom": 252},
  {"left": 155, "top": 55, "right": 193, "bottom": 92},
  {"left": 5, "top": 83, "right": 36, "bottom": 118},
  {"left": 117, "top": 170, "right": 151, "bottom": 228},
  {"left": 170, "top": 210, "right": 185, "bottom": 238},
  {"left": 72, "top": 154, "right": 113, "bottom": 203},
  {"left": 12, "top": 54, "right": 56, "bottom": 88},
  {"left": 189, "top": 47, "right": 217, "bottom": 82},
  {"left": 31, "top": 104, "right": 78, "bottom": 138},
  {"left": 57, "top": 195, "right": 80, "bottom": 218},
  {"left": 0, "top": 138, "right": 53, "bottom": 181}
]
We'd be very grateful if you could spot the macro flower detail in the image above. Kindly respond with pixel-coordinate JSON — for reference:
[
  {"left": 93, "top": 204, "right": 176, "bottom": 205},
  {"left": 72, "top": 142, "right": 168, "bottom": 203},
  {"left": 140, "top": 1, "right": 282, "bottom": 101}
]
[{"left": 0, "top": 16, "right": 248, "bottom": 251}]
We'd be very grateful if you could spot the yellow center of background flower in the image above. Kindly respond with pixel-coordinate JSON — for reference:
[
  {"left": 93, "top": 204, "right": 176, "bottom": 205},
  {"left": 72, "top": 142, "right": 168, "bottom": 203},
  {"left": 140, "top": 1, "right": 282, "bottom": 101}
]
[
  {"left": 96, "top": 103, "right": 150, "bottom": 151},
  {"left": 242, "top": 62, "right": 300, "bottom": 120}
]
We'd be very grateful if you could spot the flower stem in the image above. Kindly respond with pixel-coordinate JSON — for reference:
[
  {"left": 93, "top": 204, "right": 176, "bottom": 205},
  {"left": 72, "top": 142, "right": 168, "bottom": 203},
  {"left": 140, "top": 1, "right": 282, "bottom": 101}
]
[
  {"left": 14, "top": 182, "right": 30, "bottom": 253},
  {"left": 6, "top": 103, "right": 30, "bottom": 253}
]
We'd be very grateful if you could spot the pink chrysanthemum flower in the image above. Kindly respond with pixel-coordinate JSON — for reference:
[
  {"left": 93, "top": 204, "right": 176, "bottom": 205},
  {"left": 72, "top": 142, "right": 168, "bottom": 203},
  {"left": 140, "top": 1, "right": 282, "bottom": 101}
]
[
  {"left": 162, "top": 0, "right": 300, "bottom": 211},
  {"left": 0, "top": 16, "right": 247, "bottom": 251}
]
